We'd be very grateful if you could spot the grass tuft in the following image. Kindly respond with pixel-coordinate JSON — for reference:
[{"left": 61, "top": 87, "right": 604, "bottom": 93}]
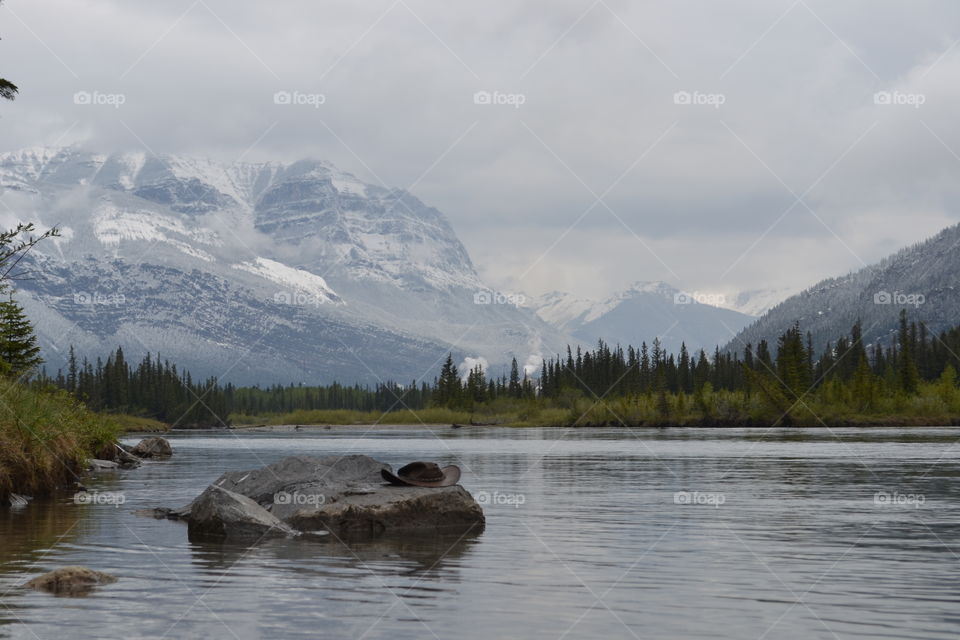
[{"left": 0, "top": 377, "right": 121, "bottom": 504}]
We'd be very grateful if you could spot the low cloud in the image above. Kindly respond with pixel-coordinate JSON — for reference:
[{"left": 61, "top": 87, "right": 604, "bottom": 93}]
[{"left": 4, "top": 1, "right": 960, "bottom": 299}]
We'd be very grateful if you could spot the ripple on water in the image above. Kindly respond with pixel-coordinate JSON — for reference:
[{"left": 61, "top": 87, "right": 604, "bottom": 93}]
[{"left": 1, "top": 427, "right": 960, "bottom": 639}]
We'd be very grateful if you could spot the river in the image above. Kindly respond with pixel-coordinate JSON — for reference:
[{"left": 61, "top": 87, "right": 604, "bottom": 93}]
[{"left": 2, "top": 426, "right": 959, "bottom": 639}]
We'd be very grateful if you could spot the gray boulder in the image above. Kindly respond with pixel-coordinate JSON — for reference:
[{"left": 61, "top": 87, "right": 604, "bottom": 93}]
[
  {"left": 179, "top": 455, "right": 484, "bottom": 540},
  {"left": 187, "top": 485, "right": 297, "bottom": 541},
  {"left": 287, "top": 485, "right": 484, "bottom": 538},
  {"left": 131, "top": 437, "right": 173, "bottom": 458}
]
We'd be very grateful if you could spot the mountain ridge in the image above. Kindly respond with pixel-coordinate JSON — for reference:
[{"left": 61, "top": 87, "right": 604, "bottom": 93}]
[
  {"left": 2, "top": 145, "right": 565, "bottom": 385},
  {"left": 727, "top": 222, "right": 960, "bottom": 355},
  {"left": 528, "top": 281, "right": 756, "bottom": 355}
]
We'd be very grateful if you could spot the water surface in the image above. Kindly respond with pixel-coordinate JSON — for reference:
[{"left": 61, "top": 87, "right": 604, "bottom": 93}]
[{"left": 2, "top": 426, "right": 959, "bottom": 639}]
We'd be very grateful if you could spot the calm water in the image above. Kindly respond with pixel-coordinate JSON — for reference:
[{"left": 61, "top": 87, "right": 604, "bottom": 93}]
[{"left": 2, "top": 426, "right": 960, "bottom": 639}]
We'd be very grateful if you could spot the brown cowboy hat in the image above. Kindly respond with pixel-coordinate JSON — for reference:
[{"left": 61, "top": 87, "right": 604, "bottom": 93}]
[{"left": 381, "top": 461, "right": 461, "bottom": 488}]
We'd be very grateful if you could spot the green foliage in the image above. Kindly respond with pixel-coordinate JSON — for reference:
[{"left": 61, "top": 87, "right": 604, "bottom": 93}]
[
  {"left": 238, "top": 406, "right": 473, "bottom": 427},
  {"left": 0, "top": 377, "right": 121, "bottom": 504},
  {"left": 0, "top": 294, "right": 42, "bottom": 376},
  {"left": 106, "top": 413, "right": 170, "bottom": 433}
]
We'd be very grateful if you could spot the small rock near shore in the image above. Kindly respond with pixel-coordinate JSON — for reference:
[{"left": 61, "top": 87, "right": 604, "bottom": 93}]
[
  {"left": 130, "top": 437, "right": 173, "bottom": 458},
  {"left": 25, "top": 567, "right": 117, "bottom": 596},
  {"left": 88, "top": 459, "right": 120, "bottom": 471},
  {"left": 114, "top": 445, "right": 142, "bottom": 469}
]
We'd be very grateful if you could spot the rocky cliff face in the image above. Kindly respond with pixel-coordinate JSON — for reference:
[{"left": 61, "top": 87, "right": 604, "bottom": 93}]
[{"left": 1, "top": 146, "right": 563, "bottom": 384}]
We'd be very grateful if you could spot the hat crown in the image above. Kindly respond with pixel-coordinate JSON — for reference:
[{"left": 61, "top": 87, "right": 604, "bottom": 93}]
[{"left": 398, "top": 461, "right": 444, "bottom": 481}]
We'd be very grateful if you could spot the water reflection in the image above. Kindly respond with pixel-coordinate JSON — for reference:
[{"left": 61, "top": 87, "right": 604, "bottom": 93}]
[
  {"left": 3, "top": 427, "right": 960, "bottom": 639},
  {"left": 189, "top": 527, "right": 483, "bottom": 578},
  {"left": 0, "top": 496, "right": 86, "bottom": 571}
]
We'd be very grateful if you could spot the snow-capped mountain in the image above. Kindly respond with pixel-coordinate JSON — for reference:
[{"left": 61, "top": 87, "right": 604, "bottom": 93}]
[
  {"left": 728, "top": 222, "right": 960, "bottom": 356},
  {"left": 1, "top": 146, "right": 565, "bottom": 385},
  {"left": 718, "top": 287, "right": 798, "bottom": 317},
  {"left": 529, "top": 282, "right": 756, "bottom": 355}
]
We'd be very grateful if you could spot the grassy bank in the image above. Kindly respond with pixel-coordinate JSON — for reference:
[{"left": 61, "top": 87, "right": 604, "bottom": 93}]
[
  {"left": 0, "top": 377, "right": 121, "bottom": 504},
  {"left": 107, "top": 413, "right": 170, "bottom": 434},
  {"left": 231, "top": 382, "right": 960, "bottom": 429},
  {"left": 231, "top": 407, "right": 475, "bottom": 427}
]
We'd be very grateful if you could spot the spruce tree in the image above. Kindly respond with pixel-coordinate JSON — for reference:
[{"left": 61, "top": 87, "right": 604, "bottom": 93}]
[
  {"left": 0, "top": 294, "right": 42, "bottom": 376},
  {"left": 897, "top": 310, "right": 920, "bottom": 394},
  {"left": 67, "top": 345, "right": 78, "bottom": 392},
  {"left": 508, "top": 357, "right": 521, "bottom": 398}
]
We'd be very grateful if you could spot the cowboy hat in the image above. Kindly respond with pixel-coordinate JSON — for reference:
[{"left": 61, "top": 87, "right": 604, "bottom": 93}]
[{"left": 381, "top": 461, "right": 461, "bottom": 488}]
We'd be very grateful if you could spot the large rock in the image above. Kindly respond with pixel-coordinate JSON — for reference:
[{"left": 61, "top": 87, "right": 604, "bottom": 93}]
[
  {"left": 131, "top": 437, "right": 172, "bottom": 458},
  {"left": 187, "top": 485, "right": 297, "bottom": 541},
  {"left": 179, "top": 455, "right": 484, "bottom": 540},
  {"left": 286, "top": 485, "right": 484, "bottom": 538},
  {"left": 25, "top": 566, "right": 117, "bottom": 596}
]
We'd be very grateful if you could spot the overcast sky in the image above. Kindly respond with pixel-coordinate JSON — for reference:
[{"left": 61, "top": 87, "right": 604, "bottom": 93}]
[{"left": 3, "top": 0, "right": 960, "bottom": 302}]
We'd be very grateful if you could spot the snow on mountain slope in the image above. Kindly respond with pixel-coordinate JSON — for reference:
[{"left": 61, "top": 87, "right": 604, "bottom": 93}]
[
  {"left": 530, "top": 281, "right": 756, "bottom": 354},
  {"left": 232, "top": 258, "right": 342, "bottom": 305},
  {"left": 1, "top": 145, "right": 565, "bottom": 384},
  {"left": 728, "top": 222, "right": 960, "bottom": 356},
  {"left": 718, "top": 287, "right": 797, "bottom": 317}
]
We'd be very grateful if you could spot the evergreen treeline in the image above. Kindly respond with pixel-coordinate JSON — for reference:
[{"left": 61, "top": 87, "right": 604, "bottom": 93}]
[
  {"left": 534, "top": 311, "right": 952, "bottom": 401},
  {"left": 38, "top": 308, "right": 960, "bottom": 428},
  {"left": 41, "top": 347, "right": 230, "bottom": 427}
]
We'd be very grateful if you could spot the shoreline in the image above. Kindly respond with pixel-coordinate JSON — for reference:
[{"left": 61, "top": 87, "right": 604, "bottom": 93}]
[{"left": 187, "top": 418, "right": 960, "bottom": 432}]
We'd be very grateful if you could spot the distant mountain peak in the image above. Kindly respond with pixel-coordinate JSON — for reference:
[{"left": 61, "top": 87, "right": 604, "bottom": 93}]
[{"left": 528, "top": 281, "right": 754, "bottom": 353}]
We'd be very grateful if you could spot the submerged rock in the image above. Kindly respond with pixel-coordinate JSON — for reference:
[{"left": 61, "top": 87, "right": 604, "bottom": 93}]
[
  {"left": 87, "top": 459, "right": 119, "bottom": 471},
  {"left": 25, "top": 566, "right": 117, "bottom": 596},
  {"left": 130, "top": 437, "right": 173, "bottom": 458},
  {"left": 177, "top": 455, "right": 484, "bottom": 541}
]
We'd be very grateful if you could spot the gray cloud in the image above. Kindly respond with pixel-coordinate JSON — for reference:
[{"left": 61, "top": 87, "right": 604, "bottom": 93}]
[{"left": 3, "top": 0, "right": 960, "bottom": 300}]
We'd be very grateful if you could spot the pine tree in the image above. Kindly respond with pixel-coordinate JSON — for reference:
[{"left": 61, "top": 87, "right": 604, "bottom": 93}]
[
  {"left": 67, "top": 345, "right": 78, "bottom": 392},
  {"left": 898, "top": 309, "right": 920, "bottom": 394},
  {"left": 0, "top": 294, "right": 42, "bottom": 376},
  {"left": 434, "top": 353, "right": 461, "bottom": 407},
  {"left": 508, "top": 357, "right": 521, "bottom": 398}
]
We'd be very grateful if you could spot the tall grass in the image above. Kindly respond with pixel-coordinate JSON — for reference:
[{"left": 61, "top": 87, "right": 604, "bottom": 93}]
[
  {"left": 0, "top": 377, "right": 121, "bottom": 504},
  {"left": 232, "top": 407, "right": 475, "bottom": 426},
  {"left": 107, "top": 413, "right": 170, "bottom": 433}
]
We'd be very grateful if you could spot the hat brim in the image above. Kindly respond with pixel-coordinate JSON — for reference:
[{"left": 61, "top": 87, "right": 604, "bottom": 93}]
[{"left": 381, "top": 465, "right": 461, "bottom": 488}]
